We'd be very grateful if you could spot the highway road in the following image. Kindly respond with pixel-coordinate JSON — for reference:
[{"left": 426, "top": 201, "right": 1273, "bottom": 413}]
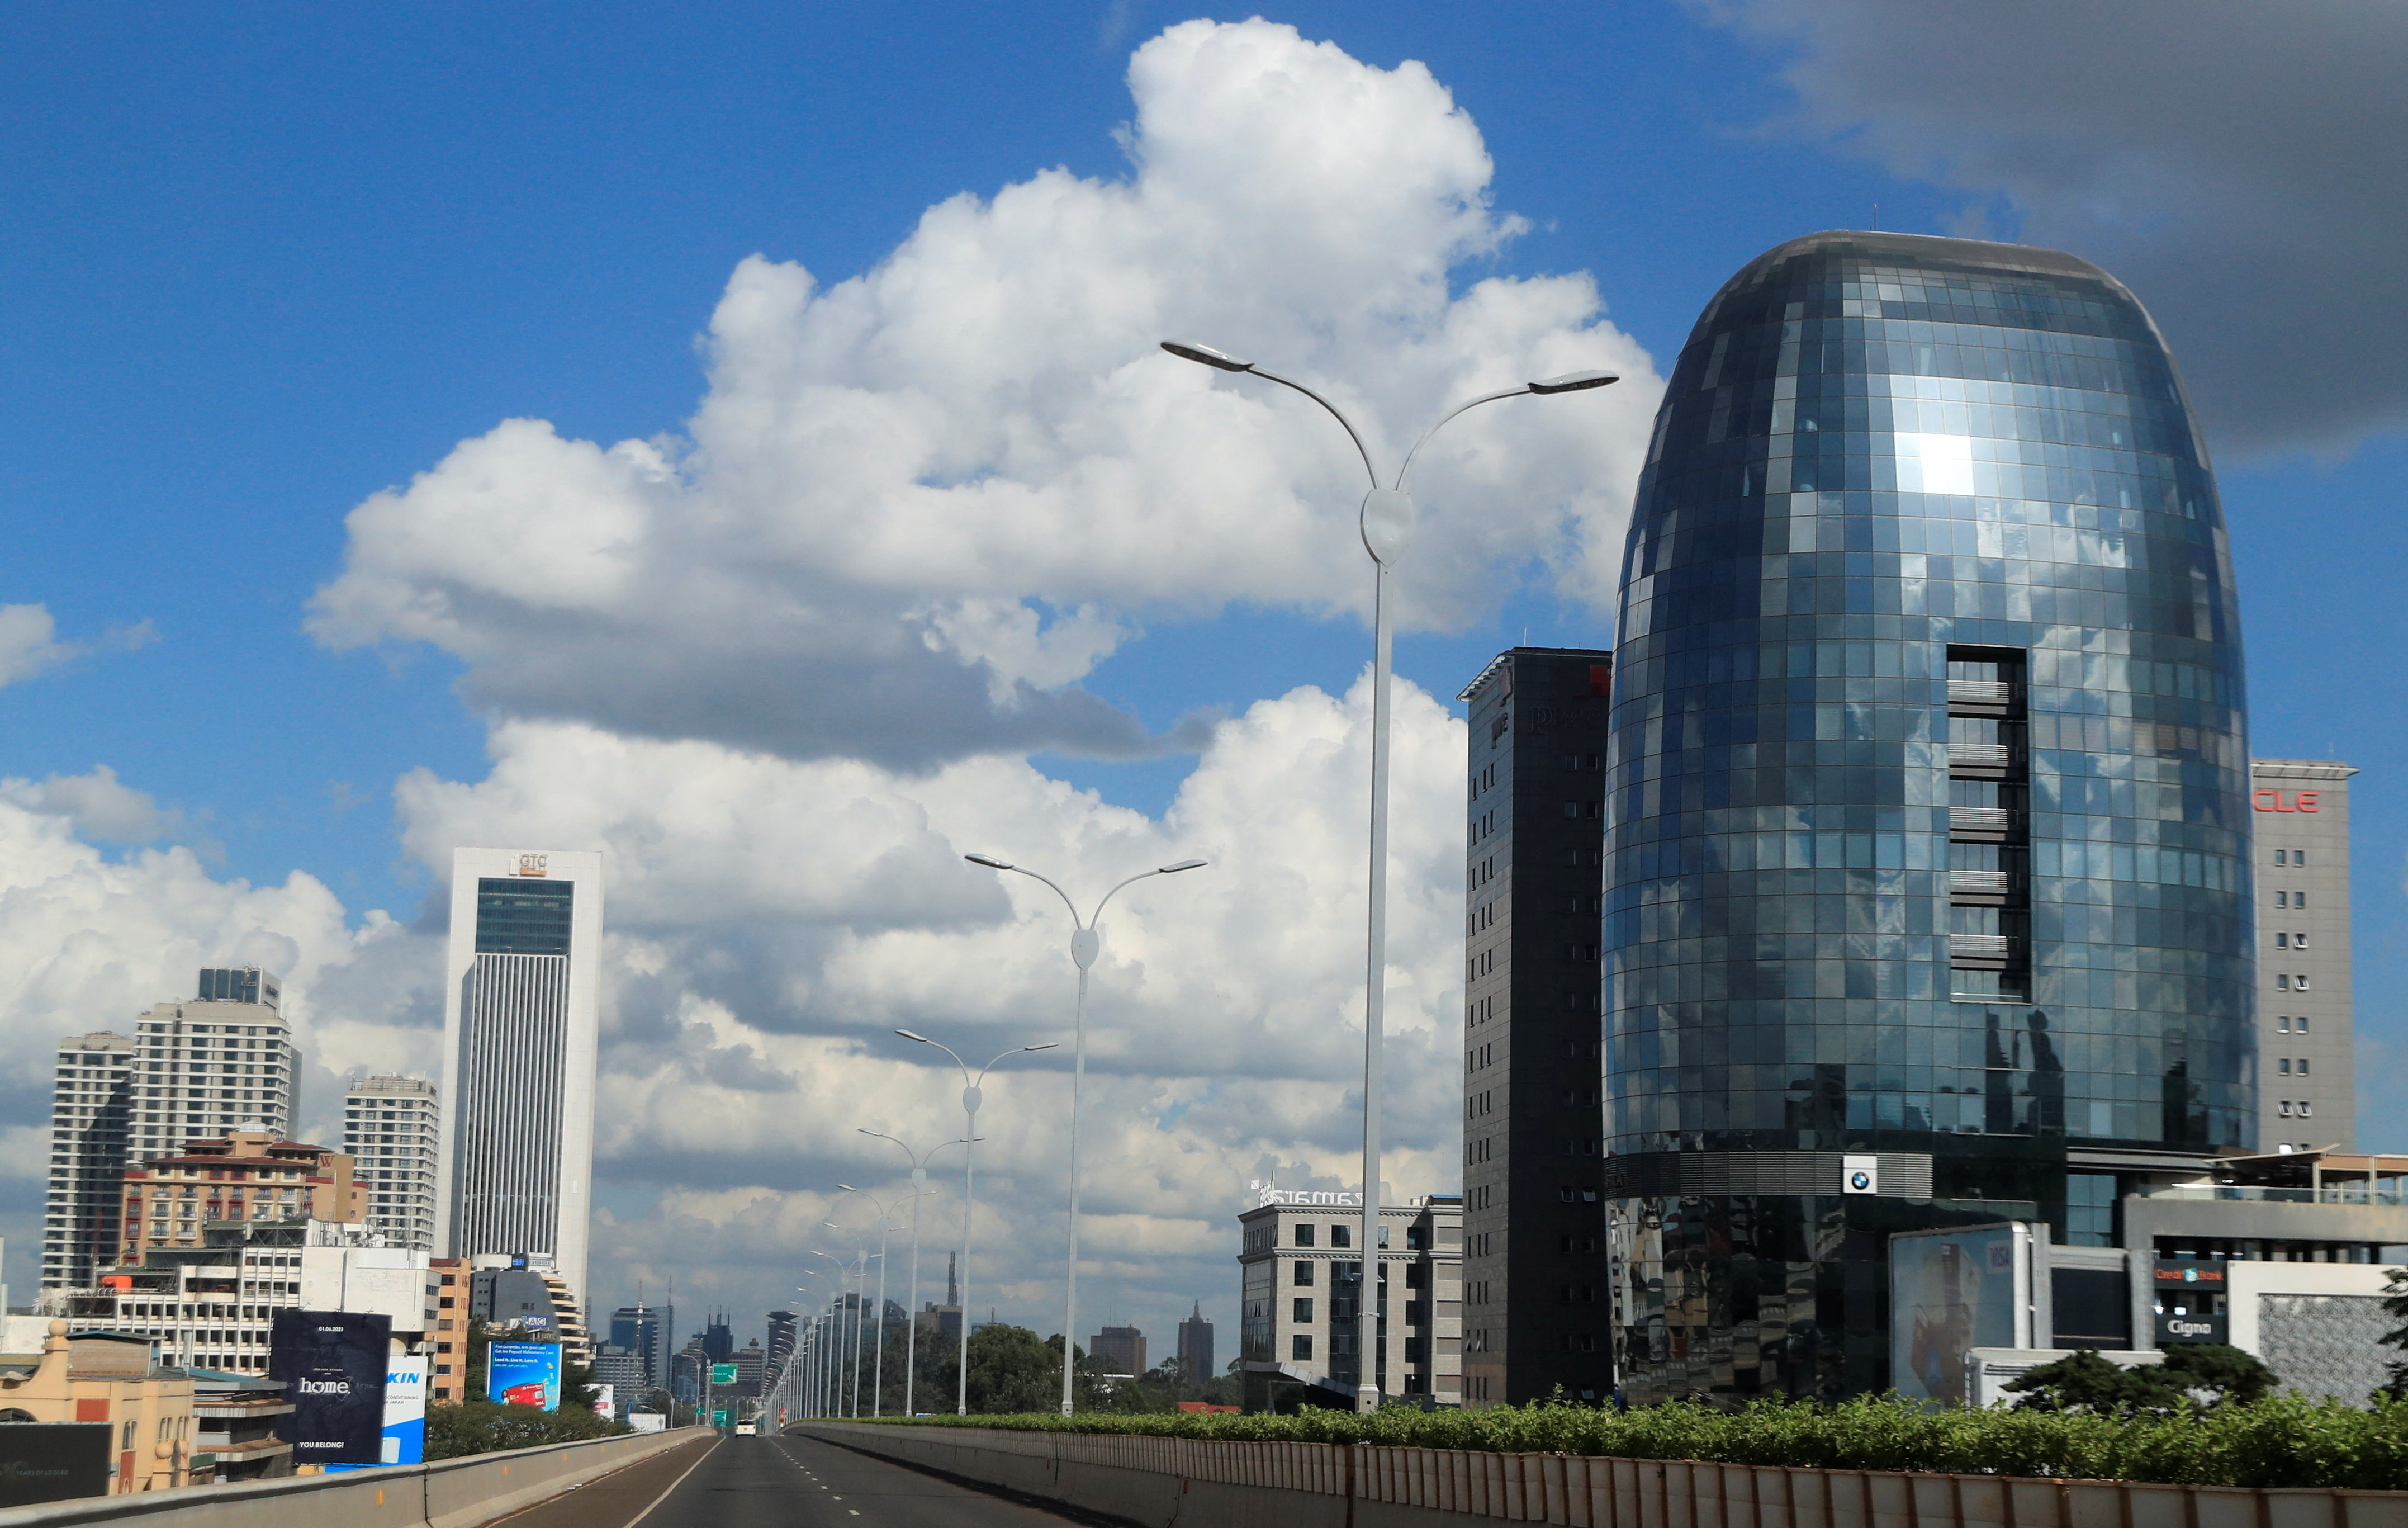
[{"left": 499, "top": 1432, "right": 1083, "bottom": 1528}]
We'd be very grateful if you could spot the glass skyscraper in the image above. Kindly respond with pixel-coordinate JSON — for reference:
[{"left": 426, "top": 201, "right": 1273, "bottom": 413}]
[{"left": 1604, "top": 231, "right": 2252, "bottom": 1399}]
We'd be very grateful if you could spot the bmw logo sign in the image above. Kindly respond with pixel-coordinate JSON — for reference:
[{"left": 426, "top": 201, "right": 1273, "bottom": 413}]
[{"left": 1848, "top": 1170, "right": 1873, "bottom": 1192}]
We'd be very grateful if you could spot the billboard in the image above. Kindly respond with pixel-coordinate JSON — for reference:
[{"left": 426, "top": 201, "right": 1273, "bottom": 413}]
[
  {"left": 269, "top": 1309, "right": 392, "bottom": 1466},
  {"left": 1889, "top": 1223, "right": 2035, "bottom": 1408},
  {"left": 489, "top": 1341, "right": 564, "bottom": 1410},
  {"left": 593, "top": 1383, "right": 616, "bottom": 1422},
  {"left": 325, "top": 1355, "right": 428, "bottom": 1469},
  {"left": 0, "top": 1424, "right": 110, "bottom": 1507}
]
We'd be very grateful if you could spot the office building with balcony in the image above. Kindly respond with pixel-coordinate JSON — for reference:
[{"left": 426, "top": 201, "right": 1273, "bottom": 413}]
[
  {"left": 2251, "top": 760, "right": 2355, "bottom": 1151},
  {"left": 344, "top": 1075, "right": 440, "bottom": 1251},
  {"left": 438, "top": 849, "right": 604, "bottom": 1306},
  {"left": 1236, "top": 1194, "right": 1461, "bottom": 1411},
  {"left": 1457, "top": 647, "right": 1615, "bottom": 1406},
  {"left": 1604, "top": 230, "right": 2259, "bottom": 1400}
]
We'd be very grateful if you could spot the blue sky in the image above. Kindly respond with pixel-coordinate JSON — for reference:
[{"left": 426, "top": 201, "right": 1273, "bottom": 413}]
[{"left": 6, "top": 3, "right": 2405, "bottom": 1341}]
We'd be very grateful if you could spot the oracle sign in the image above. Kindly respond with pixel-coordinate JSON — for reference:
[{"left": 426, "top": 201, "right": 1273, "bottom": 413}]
[{"left": 2254, "top": 789, "right": 2320, "bottom": 813}]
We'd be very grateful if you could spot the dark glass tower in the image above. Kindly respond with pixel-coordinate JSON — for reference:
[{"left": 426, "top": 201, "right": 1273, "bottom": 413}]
[{"left": 1604, "top": 231, "right": 2253, "bottom": 1401}]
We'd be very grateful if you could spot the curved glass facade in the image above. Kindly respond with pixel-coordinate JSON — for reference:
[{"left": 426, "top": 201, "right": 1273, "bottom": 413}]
[{"left": 1603, "top": 232, "right": 2254, "bottom": 1398}]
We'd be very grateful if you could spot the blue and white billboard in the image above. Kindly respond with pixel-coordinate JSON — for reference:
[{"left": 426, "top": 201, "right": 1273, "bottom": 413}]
[
  {"left": 487, "top": 1342, "right": 563, "bottom": 1411},
  {"left": 325, "top": 1356, "right": 428, "bottom": 1469}
]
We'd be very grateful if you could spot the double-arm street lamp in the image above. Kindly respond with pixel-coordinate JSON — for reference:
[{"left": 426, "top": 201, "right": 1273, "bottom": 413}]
[
  {"left": 860, "top": 1129, "right": 969, "bottom": 1417},
  {"left": 829, "top": 1193, "right": 916, "bottom": 1419},
  {"left": 807, "top": 1248, "right": 866, "bottom": 1417},
  {"left": 963, "top": 853, "right": 1208, "bottom": 1416},
  {"left": 893, "top": 1031, "right": 1059, "bottom": 1414},
  {"left": 1160, "top": 339, "right": 1618, "bottom": 1411}
]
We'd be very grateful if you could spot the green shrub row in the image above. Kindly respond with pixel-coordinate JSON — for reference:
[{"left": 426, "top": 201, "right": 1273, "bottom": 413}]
[{"left": 803, "top": 1394, "right": 2408, "bottom": 1491}]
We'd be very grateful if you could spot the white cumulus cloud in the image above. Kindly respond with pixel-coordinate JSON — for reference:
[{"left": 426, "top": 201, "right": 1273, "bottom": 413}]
[{"left": 306, "top": 18, "right": 1658, "bottom": 768}]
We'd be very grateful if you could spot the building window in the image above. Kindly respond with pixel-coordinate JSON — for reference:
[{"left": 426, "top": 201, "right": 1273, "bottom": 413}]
[
  {"left": 2279, "top": 1059, "right": 2292, "bottom": 1075},
  {"left": 2278, "top": 1016, "right": 2291, "bottom": 1033},
  {"left": 2301, "top": 1101, "right": 2314, "bottom": 1117},
  {"left": 1292, "top": 1298, "right": 1312, "bottom": 1323},
  {"left": 2274, "top": 933, "right": 2289, "bottom": 948},
  {"left": 1330, "top": 1224, "right": 1350, "bottom": 1248},
  {"left": 2280, "top": 1101, "right": 2293, "bottom": 1117},
  {"left": 2298, "top": 1016, "right": 2311, "bottom": 1033},
  {"left": 1291, "top": 1335, "right": 1312, "bottom": 1361},
  {"left": 2277, "top": 975, "right": 2291, "bottom": 990},
  {"left": 1294, "top": 1223, "right": 1315, "bottom": 1248},
  {"left": 2297, "top": 976, "right": 2311, "bottom": 991},
  {"left": 2298, "top": 1059, "right": 2310, "bottom": 1076},
  {"left": 1293, "top": 1262, "right": 1314, "bottom": 1288}
]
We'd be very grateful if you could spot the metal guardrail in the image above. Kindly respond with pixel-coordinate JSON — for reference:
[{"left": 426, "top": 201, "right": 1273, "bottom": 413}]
[
  {"left": 2139, "top": 1184, "right": 2408, "bottom": 1206},
  {"left": 1949, "top": 934, "right": 2010, "bottom": 961},
  {"left": 1947, "top": 742, "right": 2012, "bottom": 769},
  {"left": 1949, "top": 806, "right": 2012, "bottom": 833},
  {"left": 1948, "top": 870, "right": 2012, "bottom": 896},
  {"left": 1947, "top": 679, "right": 2013, "bottom": 706}
]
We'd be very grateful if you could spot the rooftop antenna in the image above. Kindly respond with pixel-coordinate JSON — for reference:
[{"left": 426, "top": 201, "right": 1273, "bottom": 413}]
[{"left": 1871, "top": 203, "right": 1880, "bottom": 231}]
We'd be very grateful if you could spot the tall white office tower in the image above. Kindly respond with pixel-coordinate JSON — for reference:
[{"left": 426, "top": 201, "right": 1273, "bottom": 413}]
[
  {"left": 127, "top": 967, "right": 298, "bottom": 1181},
  {"left": 437, "top": 848, "right": 604, "bottom": 1304},
  {"left": 345, "top": 1075, "right": 441, "bottom": 1250},
  {"left": 40, "top": 1032, "right": 135, "bottom": 1290},
  {"left": 2251, "top": 760, "right": 2357, "bottom": 1151}
]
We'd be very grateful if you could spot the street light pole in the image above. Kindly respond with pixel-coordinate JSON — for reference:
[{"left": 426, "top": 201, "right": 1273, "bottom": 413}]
[
  {"left": 860, "top": 1129, "right": 970, "bottom": 1417},
  {"left": 893, "top": 1033, "right": 1058, "bottom": 1415},
  {"left": 961, "top": 854, "right": 1208, "bottom": 1416},
  {"left": 1159, "top": 340, "right": 1618, "bottom": 1411},
  {"left": 808, "top": 1249, "right": 859, "bottom": 1417}
]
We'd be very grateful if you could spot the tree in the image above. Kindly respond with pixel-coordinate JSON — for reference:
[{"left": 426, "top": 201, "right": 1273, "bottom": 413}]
[
  {"left": 2006, "top": 1345, "right": 2277, "bottom": 1415},
  {"left": 2377, "top": 1267, "right": 2408, "bottom": 1398}
]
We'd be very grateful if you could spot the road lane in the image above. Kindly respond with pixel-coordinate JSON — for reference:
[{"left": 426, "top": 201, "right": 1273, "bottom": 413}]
[{"left": 629, "top": 1431, "right": 1081, "bottom": 1527}]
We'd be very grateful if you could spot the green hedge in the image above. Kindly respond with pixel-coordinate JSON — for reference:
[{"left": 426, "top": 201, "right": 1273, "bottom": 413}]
[{"left": 801, "top": 1395, "right": 2408, "bottom": 1490}]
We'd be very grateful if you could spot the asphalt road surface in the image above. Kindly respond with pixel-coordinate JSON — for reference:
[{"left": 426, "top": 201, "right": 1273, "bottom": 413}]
[{"left": 537, "top": 1431, "right": 1085, "bottom": 1528}]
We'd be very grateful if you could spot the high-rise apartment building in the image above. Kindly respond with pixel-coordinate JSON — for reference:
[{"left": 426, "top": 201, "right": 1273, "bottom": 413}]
[
  {"left": 43, "top": 968, "right": 297, "bottom": 1293},
  {"left": 1457, "top": 647, "right": 1613, "bottom": 1406},
  {"left": 437, "top": 849, "right": 604, "bottom": 1304},
  {"left": 128, "top": 969, "right": 298, "bottom": 1175},
  {"left": 766, "top": 1309, "right": 797, "bottom": 1378},
  {"left": 1604, "top": 231, "right": 2253, "bottom": 1401},
  {"left": 2251, "top": 760, "right": 2355, "bottom": 1151},
  {"left": 343, "top": 1075, "right": 440, "bottom": 1250},
  {"left": 1176, "top": 1302, "right": 1214, "bottom": 1383},
  {"left": 40, "top": 1033, "right": 134, "bottom": 1290}
]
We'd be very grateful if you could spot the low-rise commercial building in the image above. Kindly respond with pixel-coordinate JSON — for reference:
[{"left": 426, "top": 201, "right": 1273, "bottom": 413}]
[
  {"left": 116, "top": 1131, "right": 362, "bottom": 1265},
  {"left": 0, "top": 1323, "right": 196, "bottom": 1493},
  {"left": 1237, "top": 1194, "right": 1461, "bottom": 1411}
]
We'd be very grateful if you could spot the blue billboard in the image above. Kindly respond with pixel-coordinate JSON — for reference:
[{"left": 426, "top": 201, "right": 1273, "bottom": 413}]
[{"left": 487, "top": 1342, "right": 563, "bottom": 1411}]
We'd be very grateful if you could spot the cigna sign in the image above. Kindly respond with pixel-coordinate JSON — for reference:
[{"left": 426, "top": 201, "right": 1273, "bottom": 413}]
[{"left": 2253, "top": 790, "right": 2320, "bottom": 813}]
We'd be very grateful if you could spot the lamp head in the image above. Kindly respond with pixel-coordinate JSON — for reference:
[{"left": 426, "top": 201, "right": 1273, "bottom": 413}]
[
  {"left": 1023, "top": 1042, "right": 1061, "bottom": 1053},
  {"left": 964, "top": 853, "right": 1014, "bottom": 871},
  {"left": 895, "top": 1029, "right": 929, "bottom": 1043},
  {"left": 1161, "top": 340, "right": 1254, "bottom": 372},
  {"left": 1528, "top": 370, "right": 1620, "bottom": 395},
  {"left": 836, "top": 1184, "right": 858, "bottom": 1193},
  {"left": 1158, "top": 858, "right": 1208, "bottom": 873}
]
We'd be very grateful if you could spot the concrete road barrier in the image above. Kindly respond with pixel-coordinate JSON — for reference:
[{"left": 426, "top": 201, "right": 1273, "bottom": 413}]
[
  {"left": 0, "top": 1426, "right": 712, "bottom": 1528},
  {"left": 793, "top": 1421, "right": 2408, "bottom": 1528}
]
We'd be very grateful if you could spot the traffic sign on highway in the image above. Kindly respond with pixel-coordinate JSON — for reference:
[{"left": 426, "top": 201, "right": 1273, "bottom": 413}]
[{"left": 710, "top": 1363, "right": 739, "bottom": 1385}]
